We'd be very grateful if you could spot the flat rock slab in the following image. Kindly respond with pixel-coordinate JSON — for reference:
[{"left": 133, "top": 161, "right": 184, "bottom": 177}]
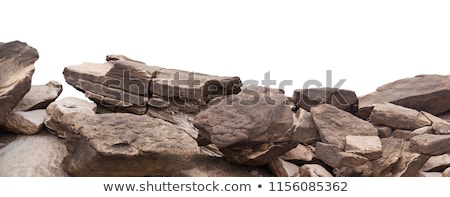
[
  {"left": 298, "top": 164, "right": 333, "bottom": 177},
  {"left": 267, "top": 158, "right": 300, "bottom": 177},
  {"left": 311, "top": 104, "right": 378, "bottom": 149},
  {"left": 0, "top": 41, "right": 38, "bottom": 122},
  {"left": 345, "top": 136, "right": 382, "bottom": 160},
  {"left": 0, "top": 132, "right": 68, "bottom": 176},
  {"left": 13, "top": 81, "right": 62, "bottom": 112},
  {"left": 369, "top": 103, "right": 431, "bottom": 130},
  {"left": 410, "top": 134, "right": 450, "bottom": 156},
  {"left": 420, "top": 154, "right": 450, "bottom": 172},
  {"left": 422, "top": 111, "right": 450, "bottom": 135},
  {"left": 292, "top": 88, "right": 358, "bottom": 113},
  {"left": 1, "top": 109, "right": 47, "bottom": 135},
  {"left": 358, "top": 74, "right": 450, "bottom": 119},
  {"left": 315, "top": 142, "right": 369, "bottom": 169},
  {"left": 293, "top": 108, "right": 320, "bottom": 145}
]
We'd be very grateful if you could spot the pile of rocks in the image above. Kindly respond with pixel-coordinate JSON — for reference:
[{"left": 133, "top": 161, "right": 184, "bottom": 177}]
[{"left": 1, "top": 40, "right": 450, "bottom": 177}]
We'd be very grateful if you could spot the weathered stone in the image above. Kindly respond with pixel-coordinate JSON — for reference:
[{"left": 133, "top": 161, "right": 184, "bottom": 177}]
[
  {"left": 297, "top": 164, "right": 333, "bottom": 177},
  {"left": 374, "top": 125, "right": 393, "bottom": 138},
  {"left": 311, "top": 104, "right": 378, "bottom": 149},
  {"left": 13, "top": 81, "right": 62, "bottom": 112},
  {"left": 410, "top": 134, "right": 450, "bottom": 155},
  {"left": 420, "top": 154, "right": 450, "bottom": 172},
  {"left": 194, "top": 85, "right": 294, "bottom": 148},
  {"left": 438, "top": 111, "right": 450, "bottom": 123},
  {"left": 0, "top": 131, "right": 17, "bottom": 150},
  {"left": 344, "top": 136, "right": 382, "bottom": 160},
  {"left": 280, "top": 144, "right": 314, "bottom": 162},
  {"left": 422, "top": 111, "right": 450, "bottom": 135},
  {"left": 315, "top": 142, "right": 369, "bottom": 168},
  {"left": 369, "top": 103, "right": 431, "bottom": 130},
  {"left": 411, "top": 126, "right": 434, "bottom": 136},
  {"left": 0, "top": 41, "right": 38, "bottom": 123},
  {"left": 292, "top": 108, "right": 320, "bottom": 145},
  {"left": 148, "top": 97, "right": 171, "bottom": 109},
  {"left": 334, "top": 162, "right": 373, "bottom": 177},
  {"left": 151, "top": 68, "right": 241, "bottom": 103},
  {"left": 292, "top": 88, "right": 358, "bottom": 113},
  {"left": 268, "top": 158, "right": 300, "bottom": 177},
  {"left": 1, "top": 109, "right": 46, "bottom": 135},
  {"left": 0, "top": 132, "right": 68, "bottom": 176},
  {"left": 358, "top": 74, "right": 450, "bottom": 119},
  {"left": 444, "top": 167, "right": 450, "bottom": 177},
  {"left": 392, "top": 129, "right": 413, "bottom": 140},
  {"left": 373, "top": 138, "right": 430, "bottom": 177},
  {"left": 44, "top": 97, "right": 96, "bottom": 137}
]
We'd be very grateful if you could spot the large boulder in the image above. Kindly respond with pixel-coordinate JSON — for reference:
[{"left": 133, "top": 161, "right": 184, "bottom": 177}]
[
  {"left": 358, "top": 75, "right": 450, "bottom": 119},
  {"left": 0, "top": 41, "right": 39, "bottom": 123},
  {"left": 0, "top": 131, "right": 68, "bottom": 176},
  {"left": 410, "top": 134, "right": 450, "bottom": 156},
  {"left": 292, "top": 88, "right": 358, "bottom": 113},
  {"left": 311, "top": 104, "right": 378, "bottom": 149},
  {"left": 194, "top": 85, "right": 296, "bottom": 165}
]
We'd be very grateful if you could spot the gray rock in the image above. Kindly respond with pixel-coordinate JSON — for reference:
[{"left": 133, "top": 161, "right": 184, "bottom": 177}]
[
  {"left": 13, "top": 81, "right": 62, "bottom": 112},
  {"left": 297, "top": 164, "right": 333, "bottom": 177},
  {"left": 0, "top": 132, "right": 68, "bottom": 176},
  {"left": 358, "top": 74, "right": 450, "bottom": 119},
  {"left": 0, "top": 41, "right": 38, "bottom": 123},
  {"left": 267, "top": 158, "right": 300, "bottom": 177},
  {"left": 374, "top": 125, "right": 393, "bottom": 138},
  {"left": 44, "top": 97, "right": 96, "bottom": 137},
  {"left": 311, "top": 104, "right": 378, "bottom": 149},
  {"left": 410, "top": 134, "right": 450, "bottom": 155},
  {"left": 420, "top": 154, "right": 450, "bottom": 172},
  {"left": 292, "top": 108, "right": 320, "bottom": 145},
  {"left": 1, "top": 109, "right": 47, "bottom": 135},
  {"left": 292, "top": 88, "right": 358, "bottom": 113},
  {"left": 369, "top": 103, "right": 431, "bottom": 130},
  {"left": 344, "top": 136, "right": 382, "bottom": 160},
  {"left": 422, "top": 111, "right": 450, "bottom": 135}
]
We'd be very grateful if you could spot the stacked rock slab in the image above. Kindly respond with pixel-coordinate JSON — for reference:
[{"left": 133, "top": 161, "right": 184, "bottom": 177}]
[
  {"left": 358, "top": 74, "right": 450, "bottom": 119},
  {"left": 0, "top": 41, "right": 39, "bottom": 123},
  {"left": 63, "top": 55, "right": 242, "bottom": 115},
  {"left": 292, "top": 88, "right": 358, "bottom": 114},
  {"left": 194, "top": 85, "right": 297, "bottom": 166}
]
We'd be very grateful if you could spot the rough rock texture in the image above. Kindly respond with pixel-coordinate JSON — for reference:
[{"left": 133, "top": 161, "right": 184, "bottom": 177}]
[
  {"left": 194, "top": 85, "right": 296, "bottom": 165},
  {"left": 44, "top": 97, "right": 96, "bottom": 137},
  {"left": 373, "top": 138, "right": 430, "bottom": 177},
  {"left": 375, "top": 126, "right": 393, "bottom": 138},
  {"left": 292, "top": 88, "right": 358, "bottom": 113},
  {"left": 0, "top": 41, "right": 39, "bottom": 123},
  {"left": 422, "top": 111, "right": 450, "bottom": 135},
  {"left": 0, "top": 131, "right": 17, "bottom": 150},
  {"left": 298, "top": 164, "right": 333, "bottom": 177},
  {"left": 13, "top": 81, "right": 62, "bottom": 112},
  {"left": 439, "top": 111, "right": 450, "bottom": 122},
  {"left": 344, "top": 136, "right": 382, "bottom": 160},
  {"left": 292, "top": 108, "right": 320, "bottom": 145},
  {"left": 420, "top": 154, "right": 450, "bottom": 172},
  {"left": 1, "top": 109, "right": 47, "bottom": 135},
  {"left": 280, "top": 144, "right": 314, "bottom": 162},
  {"left": 267, "top": 158, "right": 299, "bottom": 177},
  {"left": 64, "top": 56, "right": 242, "bottom": 115},
  {"left": 444, "top": 168, "right": 450, "bottom": 177},
  {"left": 311, "top": 104, "right": 378, "bottom": 149},
  {"left": 358, "top": 74, "right": 450, "bottom": 119},
  {"left": 369, "top": 103, "right": 431, "bottom": 130},
  {"left": 392, "top": 129, "right": 413, "bottom": 140},
  {"left": 0, "top": 132, "right": 68, "bottom": 176},
  {"left": 410, "top": 134, "right": 450, "bottom": 156}
]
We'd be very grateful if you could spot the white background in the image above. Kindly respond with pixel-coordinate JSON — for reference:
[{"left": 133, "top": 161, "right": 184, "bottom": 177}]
[{"left": 1, "top": 0, "right": 449, "bottom": 99}]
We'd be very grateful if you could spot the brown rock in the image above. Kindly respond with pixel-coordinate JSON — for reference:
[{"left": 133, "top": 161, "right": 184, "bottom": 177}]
[
  {"left": 438, "top": 111, "right": 450, "bottom": 122},
  {"left": 410, "top": 134, "right": 450, "bottom": 155},
  {"left": 443, "top": 168, "right": 450, "bottom": 177},
  {"left": 344, "top": 136, "right": 382, "bottom": 160},
  {"left": 311, "top": 104, "right": 378, "bottom": 149},
  {"left": 418, "top": 172, "right": 443, "bottom": 177},
  {"left": 280, "top": 144, "right": 314, "bottom": 162},
  {"left": 392, "top": 129, "right": 413, "bottom": 140},
  {"left": 358, "top": 74, "right": 450, "bottom": 119},
  {"left": 268, "top": 158, "right": 300, "bottom": 177},
  {"left": 12, "top": 81, "right": 62, "bottom": 112},
  {"left": 0, "top": 41, "right": 38, "bottom": 123},
  {"left": 0, "top": 131, "right": 17, "bottom": 150},
  {"left": 374, "top": 125, "right": 393, "bottom": 138},
  {"left": 411, "top": 126, "right": 434, "bottom": 136},
  {"left": 420, "top": 154, "right": 450, "bottom": 172},
  {"left": 315, "top": 142, "right": 369, "bottom": 168},
  {"left": 369, "top": 103, "right": 431, "bottom": 130},
  {"left": 0, "top": 132, "right": 68, "bottom": 176},
  {"left": 292, "top": 88, "right": 358, "bottom": 113},
  {"left": 297, "top": 164, "right": 333, "bottom": 177},
  {"left": 292, "top": 108, "right": 320, "bottom": 145},
  {"left": 422, "top": 111, "right": 450, "bottom": 135},
  {"left": 1, "top": 109, "right": 47, "bottom": 135}
]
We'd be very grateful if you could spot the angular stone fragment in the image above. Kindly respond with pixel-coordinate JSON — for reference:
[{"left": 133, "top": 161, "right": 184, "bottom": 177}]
[
  {"left": 13, "top": 81, "right": 62, "bottom": 112},
  {"left": 374, "top": 125, "right": 393, "bottom": 138},
  {"left": 311, "top": 104, "right": 378, "bottom": 149},
  {"left": 358, "top": 74, "right": 450, "bottom": 119},
  {"left": 420, "top": 154, "right": 450, "bottom": 172},
  {"left": 422, "top": 111, "right": 450, "bottom": 135},
  {"left": 0, "top": 41, "right": 38, "bottom": 122},
  {"left": 267, "top": 158, "right": 300, "bottom": 177},
  {"left": 344, "top": 136, "right": 382, "bottom": 160},
  {"left": 280, "top": 144, "right": 314, "bottom": 162},
  {"left": 1, "top": 109, "right": 47, "bottom": 135},
  {"left": 297, "top": 164, "right": 333, "bottom": 177},
  {"left": 292, "top": 108, "right": 320, "bottom": 145},
  {"left": 315, "top": 142, "right": 369, "bottom": 168},
  {"left": 292, "top": 88, "right": 358, "bottom": 113},
  {"left": 369, "top": 103, "right": 431, "bottom": 130},
  {"left": 392, "top": 129, "right": 413, "bottom": 140},
  {"left": 410, "top": 134, "right": 450, "bottom": 155}
]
